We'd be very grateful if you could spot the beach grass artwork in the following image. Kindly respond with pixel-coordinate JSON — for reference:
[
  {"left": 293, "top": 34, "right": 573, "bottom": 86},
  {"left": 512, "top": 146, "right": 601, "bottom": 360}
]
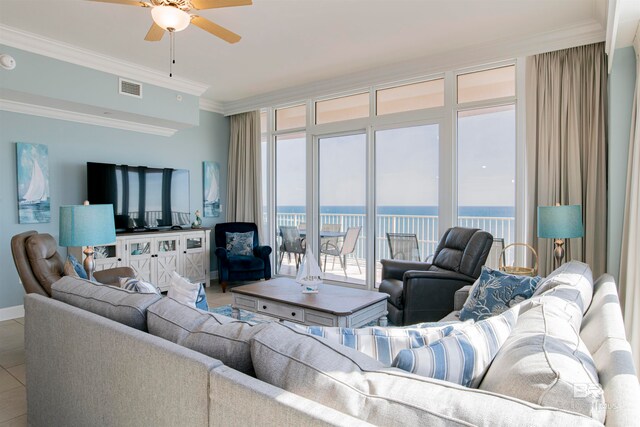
[
  {"left": 203, "top": 161, "right": 221, "bottom": 218},
  {"left": 16, "top": 142, "right": 50, "bottom": 224}
]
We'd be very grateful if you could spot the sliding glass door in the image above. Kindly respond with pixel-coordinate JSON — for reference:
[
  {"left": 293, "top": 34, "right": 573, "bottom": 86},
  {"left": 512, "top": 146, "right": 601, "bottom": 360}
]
[{"left": 317, "top": 133, "right": 367, "bottom": 285}]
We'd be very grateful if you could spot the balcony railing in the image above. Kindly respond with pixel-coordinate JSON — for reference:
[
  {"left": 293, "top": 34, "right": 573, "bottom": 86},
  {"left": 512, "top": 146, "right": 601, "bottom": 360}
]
[{"left": 276, "top": 212, "right": 515, "bottom": 262}]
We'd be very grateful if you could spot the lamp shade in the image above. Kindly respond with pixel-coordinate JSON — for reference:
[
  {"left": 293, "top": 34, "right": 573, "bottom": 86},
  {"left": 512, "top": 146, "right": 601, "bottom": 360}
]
[
  {"left": 537, "top": 205, "right": 584, "bottom": 239},
  {"left": 151, "top": 6, "right": 191, "bottom": 32},
  {"left": 59, "top": 204, "right": 116, "bottom": 247}
]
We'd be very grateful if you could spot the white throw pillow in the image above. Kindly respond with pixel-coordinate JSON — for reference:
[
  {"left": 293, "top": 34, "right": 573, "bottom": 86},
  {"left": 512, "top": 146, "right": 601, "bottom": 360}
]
[{"left": 167, "top": 271, "right": 199, "bottom": 307}]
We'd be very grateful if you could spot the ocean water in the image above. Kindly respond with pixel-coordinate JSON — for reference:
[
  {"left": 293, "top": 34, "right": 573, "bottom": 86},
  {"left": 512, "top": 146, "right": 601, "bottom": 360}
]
[{"left": 277, "top": 205, "right": 515, "bottom": 217}]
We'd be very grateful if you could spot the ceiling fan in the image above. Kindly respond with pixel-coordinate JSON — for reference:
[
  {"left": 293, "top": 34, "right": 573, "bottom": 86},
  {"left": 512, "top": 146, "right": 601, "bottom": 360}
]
[{"left": 90, "top": 0, "right": 252, "bottom": 44}]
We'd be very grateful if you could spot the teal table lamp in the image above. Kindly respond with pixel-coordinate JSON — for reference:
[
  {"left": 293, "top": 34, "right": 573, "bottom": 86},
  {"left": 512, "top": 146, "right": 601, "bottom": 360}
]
[
  {"left": 59, "top": 201, "right": 116, "bottom": 280},
  {"left": 537, "top": 204, "right": 584, "bottom": 269}
]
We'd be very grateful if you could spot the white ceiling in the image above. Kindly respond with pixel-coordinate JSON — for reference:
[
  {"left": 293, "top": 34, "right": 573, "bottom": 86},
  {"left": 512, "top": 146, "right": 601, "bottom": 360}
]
[{"left": 0, "top": 0, "right": 613, "bottom": 107}]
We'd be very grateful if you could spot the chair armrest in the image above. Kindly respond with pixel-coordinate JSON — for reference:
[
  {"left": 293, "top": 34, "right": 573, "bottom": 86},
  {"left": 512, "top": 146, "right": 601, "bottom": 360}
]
[
  {"left": 214, "top": 247, "right": 229, "bottom": 260},
  {"left": 401, "top": 271, "right": 475, "bottom": 324},
  {"left": 381, "top": 259, "right": 431, "bottom": 281},
  {"left": 94, "top": 267, "right": 135, "bottom": 286},
  {"left": 453, "top": 285, "right": 473, "bottom": 311},
  {"left": 254, "top": 245, "right": 272, "bottom": 258}
]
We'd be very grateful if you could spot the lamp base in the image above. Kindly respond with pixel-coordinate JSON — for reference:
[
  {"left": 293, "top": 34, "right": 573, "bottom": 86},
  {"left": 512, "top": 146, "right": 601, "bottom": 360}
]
[
  {"left": 83, "top": 246, "right": 95, "bottom": 281},
  {"left": 553, "top": 239, "right": 565, "bottom": 270}
]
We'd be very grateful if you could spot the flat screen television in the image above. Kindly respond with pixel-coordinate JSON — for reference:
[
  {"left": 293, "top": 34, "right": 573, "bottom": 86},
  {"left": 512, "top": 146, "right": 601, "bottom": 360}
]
[{"left": 87, "top": 162, "right": 190, "bottom": 232}]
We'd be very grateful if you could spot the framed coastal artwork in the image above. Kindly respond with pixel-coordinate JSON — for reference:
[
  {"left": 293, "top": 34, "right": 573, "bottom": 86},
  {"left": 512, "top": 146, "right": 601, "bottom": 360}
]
[
  {"left": 203, "top": 161, "right": 221, "bottom": 218},
  {"left": 16, "top": 142, "right": 51, "bottom": 224}
]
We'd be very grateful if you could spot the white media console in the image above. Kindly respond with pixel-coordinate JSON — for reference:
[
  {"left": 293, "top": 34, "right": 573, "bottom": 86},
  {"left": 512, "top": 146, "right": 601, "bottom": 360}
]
[{"left": 70, "top": 228, "right": 211, "bottom": 292}]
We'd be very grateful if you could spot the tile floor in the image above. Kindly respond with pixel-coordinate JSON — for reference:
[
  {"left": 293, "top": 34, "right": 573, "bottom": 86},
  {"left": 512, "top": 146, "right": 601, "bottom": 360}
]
[{"left": 0, "top": 282, "right": 234, "bottom": 426}]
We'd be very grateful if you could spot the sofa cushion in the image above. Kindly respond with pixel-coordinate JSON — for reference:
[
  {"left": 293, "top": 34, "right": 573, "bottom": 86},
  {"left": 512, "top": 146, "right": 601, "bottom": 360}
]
[
  {"left": 147, "top": 297, "right": 267, "bottom": 375},
  {"left": 52, "top": 276, "right": 161, "bottom": 331},
  {"left": 250, "top": 321, "right": 602, "bottom": 426},
  {"left": 479, "top": 302, "right": 605, "bottom": 422},
  {"left": 533, "top": 260, "right": 593, "bottom": 313},
  {"left": 459, "top": 266, "right": 540, "bottom": 321},
  {"left": 294, "top": 322, "right": 469, "bottom": 366},
  {"left": 393, "top": 306, "right": 518, "bottom": 387}
]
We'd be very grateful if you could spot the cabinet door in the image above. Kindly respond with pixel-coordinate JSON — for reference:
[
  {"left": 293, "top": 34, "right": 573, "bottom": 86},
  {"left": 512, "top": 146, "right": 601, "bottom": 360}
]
[
  {"left": 155, "top": 236, "right": 179, "bottom": 290},
  {"left": 182, "top": 234, "right": 205, "bottom": 284},
  {"left": 93, "top": 241, "right": 122, "bottom": 272},
  {"left": 127, "top": 238, "right": 153, "bottom": 282}
]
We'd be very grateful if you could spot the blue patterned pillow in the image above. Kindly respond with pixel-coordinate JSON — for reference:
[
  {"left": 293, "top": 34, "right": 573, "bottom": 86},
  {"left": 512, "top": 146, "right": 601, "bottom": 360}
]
[
  {"left": 459, "top": 266, "right": 541, "bottom": 321},
  {"left": 295, "top": 322, "right": 471, "bottom": 366},
  {"left": 226, "top": 231, "right": 254, "bottom": 256},
  {"left": 119, "top": 277, "right": 160, "bottom": 294},
  {"left": 392, "top": 306, "right": 519, "bottom": 387},
  {"left": 195, "top": 283, "right": 209, "bottom": 311},
  {"left": 65, "top": 254, "right": 88, "bottom": 280}
]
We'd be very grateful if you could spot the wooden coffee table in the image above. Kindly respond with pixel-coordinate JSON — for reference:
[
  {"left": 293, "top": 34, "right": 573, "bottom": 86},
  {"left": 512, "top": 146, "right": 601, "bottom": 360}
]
[{"left": 231, "top": 277, "right": 389, "bottom": 328}]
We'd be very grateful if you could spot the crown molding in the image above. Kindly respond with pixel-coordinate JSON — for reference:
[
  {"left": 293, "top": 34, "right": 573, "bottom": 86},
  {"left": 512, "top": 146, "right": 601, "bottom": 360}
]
[
  {"left": 222, "top": 20, "right": 605, "bottom": 115},
  {"left": 199, "top": 98, "right": 225, "bottom": 114},
  {"left": 0, "top": 98, "right": 178, "bottom": 137},
  {"left": 0, "top": 24, "right": 209, "bottom": 97}
]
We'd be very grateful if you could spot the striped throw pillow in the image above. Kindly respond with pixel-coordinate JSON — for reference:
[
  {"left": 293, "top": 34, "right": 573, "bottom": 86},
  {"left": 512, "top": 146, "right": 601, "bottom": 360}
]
[
  {"left": 392, "top": 306, "right": 519, "bottom": 387},
  {"left": 296, "top": 322, "right": 469, "bottom": 366},
  {"left": 119, "top": 277, "right": 160, "bottom": 294}
]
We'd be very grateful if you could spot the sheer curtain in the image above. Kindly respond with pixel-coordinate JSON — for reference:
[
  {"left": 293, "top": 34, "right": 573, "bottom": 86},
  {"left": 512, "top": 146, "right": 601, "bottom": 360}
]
[
  {"left": 525, "top": 43, "right": 608, "bottom": 277},
  {"left": 619, "top": 36, "right": 640, "bottom": 377},
  {"left": 226, "top": 111, "right": 263, "bottom": 237}
]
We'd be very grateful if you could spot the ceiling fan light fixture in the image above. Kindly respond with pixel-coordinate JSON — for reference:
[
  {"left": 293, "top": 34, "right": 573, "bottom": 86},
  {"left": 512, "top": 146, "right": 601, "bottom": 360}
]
[{"left": 151, "top": 6, "right": 191, "bottom": 32}]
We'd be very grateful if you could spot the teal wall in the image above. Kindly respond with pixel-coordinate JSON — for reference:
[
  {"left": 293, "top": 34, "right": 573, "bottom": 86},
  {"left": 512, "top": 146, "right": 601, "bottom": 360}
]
[
  {"left": 0, "top": 44, "right": 200, "bottom": 127},
  {"left": 0, "top": 109, "right": 229, "bottom": 310},
  {"left": 607, "top": 46, "right": 637, "bottom": 281}
]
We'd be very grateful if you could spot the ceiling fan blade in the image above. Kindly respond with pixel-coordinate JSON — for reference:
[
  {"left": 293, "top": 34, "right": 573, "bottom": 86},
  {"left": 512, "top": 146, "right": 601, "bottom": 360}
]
[
  {"left": 144, "top": 22, "right": 165, "bottom": 41},
  {"left": 190, "top": 0, "right": 252, "bottom": 10},
  {"left": 191, "top": 16, "right": 241, "bottom": 43},
  {"left": 88, "top": 0, "right": 150, "bottom": 7}
]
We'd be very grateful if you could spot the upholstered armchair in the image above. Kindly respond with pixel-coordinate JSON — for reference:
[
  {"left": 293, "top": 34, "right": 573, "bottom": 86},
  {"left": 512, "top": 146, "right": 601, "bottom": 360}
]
[
  {"left": 11, "top": 230, "right": 135, "bottom": 297},
  {"left": 214, "top": 222, "right": 272, "bottom": 292},
  {"left": 379, "top": 227, "right": 493, "bottom": 325}
]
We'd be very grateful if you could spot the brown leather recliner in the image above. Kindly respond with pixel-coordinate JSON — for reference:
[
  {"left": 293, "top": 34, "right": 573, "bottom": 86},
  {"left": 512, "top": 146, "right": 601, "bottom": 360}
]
[
  {"left": 11, "top": 230, "right": 135, "bottom": 296},
  {"left": 379, "top": 227, "right": 493, "bottom": 325}
]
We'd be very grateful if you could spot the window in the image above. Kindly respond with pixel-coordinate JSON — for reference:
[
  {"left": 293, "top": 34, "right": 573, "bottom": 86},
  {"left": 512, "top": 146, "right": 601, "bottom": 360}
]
[
  {"left": 275, "top": 132, "right": 306, "bottom": 276},
  {"left": 457, "top": 105, "right": 516, "bottom": 245},
  {"left": 315, "top": 93, "right": 369, "bottom": 124},
  {"left": 275, "top": 104, "right": 305, "bottom": 131},
  {"left": 457, "top": 65, "right": 515, "bottom": 104},
  {"left": 376, "top": 79, "right": 444, "bottom": 115},
  {"left": 318, "top": 133, "right": 367, "bottom": 285},
  {"left": 260, "top": 61, "right": 520, "bottom": 289},
  {"left": 375, "top": 124, "right": 439, "bottom": 283}
]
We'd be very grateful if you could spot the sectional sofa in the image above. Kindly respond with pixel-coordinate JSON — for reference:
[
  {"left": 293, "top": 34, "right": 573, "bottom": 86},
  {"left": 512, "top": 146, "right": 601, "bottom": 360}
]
[{"left": 24, "top": 262, "right": 639, "bottom": 426}]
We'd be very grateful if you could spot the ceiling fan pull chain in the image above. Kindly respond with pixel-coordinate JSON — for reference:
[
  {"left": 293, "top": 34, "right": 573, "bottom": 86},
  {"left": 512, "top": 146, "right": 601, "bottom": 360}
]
[{"left": 169, "top": 30, "right": 174, "bottom": 77}]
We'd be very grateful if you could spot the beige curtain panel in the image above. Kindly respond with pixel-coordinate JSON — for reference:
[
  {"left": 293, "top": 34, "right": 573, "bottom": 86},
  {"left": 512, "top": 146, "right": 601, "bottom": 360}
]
[
  {"left": 525, "top": 42, "right": 608, "bottom": 277},
  {"left": 226, "top": 111, "right": 263, "bottom": 238},
  {"left": 619, "top": 37, "right": 640, "bottom": 378}
]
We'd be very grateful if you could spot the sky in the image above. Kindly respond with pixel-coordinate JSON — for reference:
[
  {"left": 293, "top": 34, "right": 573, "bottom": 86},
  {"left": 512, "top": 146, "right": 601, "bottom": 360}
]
[{"left": 272, "top": 107, "right": 516, "bottom": 208}]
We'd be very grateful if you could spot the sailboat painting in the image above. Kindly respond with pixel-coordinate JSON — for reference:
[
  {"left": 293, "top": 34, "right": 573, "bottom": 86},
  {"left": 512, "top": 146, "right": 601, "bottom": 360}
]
[
  {"left": 16, "top": 143, "right": 50, "bottom": 224},
  {"left": 203, "top": 161, "right": 221, "bottom": 218}
]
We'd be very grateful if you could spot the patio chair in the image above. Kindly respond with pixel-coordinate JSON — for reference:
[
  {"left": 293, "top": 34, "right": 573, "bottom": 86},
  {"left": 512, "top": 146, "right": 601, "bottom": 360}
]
[
  {"left": 320, "top": 222, "right": 341, "bottom": 253},
  {"left": 321, "top": 226, "right": 361, "bottom": 277},
  {"left": 386, "top": 233, "right": 421, "bottom": 261},
  {"left": 279, "top": 225, "right": 306, "bottom": 271}
]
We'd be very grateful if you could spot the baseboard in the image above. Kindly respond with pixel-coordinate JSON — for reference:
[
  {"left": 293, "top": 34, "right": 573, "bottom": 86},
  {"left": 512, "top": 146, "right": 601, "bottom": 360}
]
[{"left": 0, "top": 305, "right": 25, "bottom": 321}]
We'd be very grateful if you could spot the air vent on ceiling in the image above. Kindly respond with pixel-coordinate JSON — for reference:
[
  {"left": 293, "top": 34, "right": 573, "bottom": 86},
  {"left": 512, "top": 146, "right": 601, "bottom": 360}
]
[{"left": 119, "top": 78, "right": 142, "bottom": 98}]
